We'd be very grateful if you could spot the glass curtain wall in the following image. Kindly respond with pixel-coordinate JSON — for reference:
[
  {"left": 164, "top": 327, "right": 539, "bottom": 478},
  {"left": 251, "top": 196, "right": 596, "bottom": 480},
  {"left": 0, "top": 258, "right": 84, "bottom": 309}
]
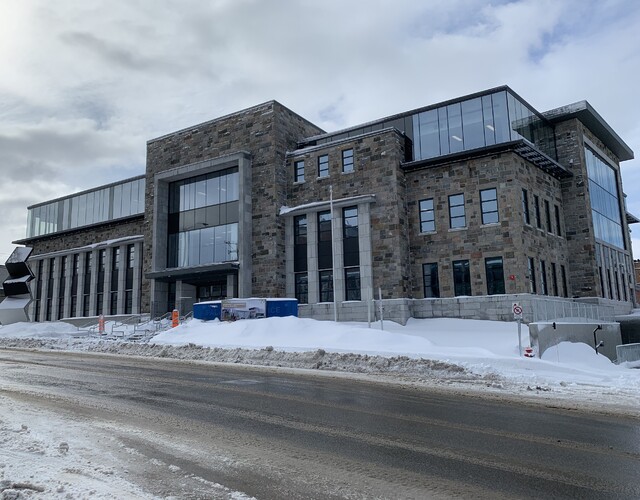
[
  {"left": 27, "top": 177, "right": 145, "bottom": 238},
  {"left": 585, "top": 146, "right": 625, "bottom": 249},
  {"left": 411, "top": 90, "right": 556, "bottom": 162},
  {"left": 167, "top": 167, "right": 239, "bottom": 268}
]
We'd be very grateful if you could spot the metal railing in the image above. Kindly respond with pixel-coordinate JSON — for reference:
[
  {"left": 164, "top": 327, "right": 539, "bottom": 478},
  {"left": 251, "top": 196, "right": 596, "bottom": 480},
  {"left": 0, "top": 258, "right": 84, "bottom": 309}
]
[{"left": 529, "top": 297, "right": 615, "bottom": 323}]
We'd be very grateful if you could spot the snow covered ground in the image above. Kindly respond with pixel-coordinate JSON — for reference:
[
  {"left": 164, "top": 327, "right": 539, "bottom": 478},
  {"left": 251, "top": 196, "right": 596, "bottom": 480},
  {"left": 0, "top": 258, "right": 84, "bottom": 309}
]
[{"left": 0, "top": 315, "right": 639, "bottom": 498}]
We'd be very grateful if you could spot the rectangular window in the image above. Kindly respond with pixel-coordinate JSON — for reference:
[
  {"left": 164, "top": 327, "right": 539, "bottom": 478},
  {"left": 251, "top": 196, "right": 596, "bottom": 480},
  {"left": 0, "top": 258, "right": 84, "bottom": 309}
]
[
  {"left": 422, "top": 263, "right": 440, "bottom": 298},
  {"left": 317, "top": 210, "right": 332, "bottom": 271},
  {"left": 83, "top": 253, "right": 92, "bottom": 317},
  {"left": 294, "top": 160, "right": 305, "bottom": 183},
  {"left": 318, "top": 155, "right": 329, "bottom": 178},
  {"left": 551, "top": 262, "right": 559, "bottom": 296},
  {"left": 528, "top": 257, "right": 537, "bottom": 294},
  {"left": 554, "top": 205, "right": 562, "bottom": 236},
  {"left": 453, "top": 260, "right": 471, "bottom": 296},
  {"left": 342, "top": 149, "right": 354, "bottom": 173},
  {"left": 540, "top": 260, "right": 548, "bottom": 295},
  {"left": 342, "top": 206, "right": 359, "bottom": 267},
  {"left": 561, "top": 265, "right": 568, "bottom": 298},
  {"left": 522, "top": 189, "right": 530, "bottom": 225},
  {"left": 448, "top": 194, "right": 466, "bottom": 229},
  {"left": 319, "top": 269, "right": 333, "bottom": 302},
  {"left": 485, "top": 257, "right": 505, "bottom": 295},
  {"left": 419, "top": 199, "right": 435, "bottom": 233},
  {"left": 480, "top": 188, "right": 499, "bottom": 225},
  {"left": 544, "top": 200, "right": 552, "bottom": 233},
  {"left": 293, "top": 215, "right": 308, "bottom": 273},
  {"left": 345, "top": 268, "right": 361, "bottom": 301},
  {"left": 534, "top": 195, "right": 541, "bottom": 229},
  {"left": 295, "top": 272, "right": 308, "bottom": 304}
]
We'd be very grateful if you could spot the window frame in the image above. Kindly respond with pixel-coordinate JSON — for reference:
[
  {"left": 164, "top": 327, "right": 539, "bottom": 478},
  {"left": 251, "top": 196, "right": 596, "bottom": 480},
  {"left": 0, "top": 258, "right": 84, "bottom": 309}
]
[
  {"left": 480, "top": 188, "right": 499, "bottom": 225},
  {"left": 422, "top": 262, "right": 440, "bottom": 298},
  {"left": 294, "top": 159, "right": 305, "bottom": 183},
  {"left": 318, "top": 154, "right": 329, "bottom": 178},
  {"left": 448, "top": 193, "right": 466, "bottom": 229},
  {"left": 419, "top": 198, "right": 436, "bottom": 233},
  {"left": 453, "top": 259, "right": 471, "bottom": 296},
  {"left": 522, "top": 189, "right": 530, "bottom": 225},
  {"left": 341, "top": 149, "right": 354, "bottom": 173}
]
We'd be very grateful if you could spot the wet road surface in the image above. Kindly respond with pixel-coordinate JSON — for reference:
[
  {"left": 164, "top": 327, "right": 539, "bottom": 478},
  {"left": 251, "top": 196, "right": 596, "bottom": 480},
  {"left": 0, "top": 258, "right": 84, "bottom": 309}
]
[{"left": 1, "top": 348, "right": 639, "bottom": 499}]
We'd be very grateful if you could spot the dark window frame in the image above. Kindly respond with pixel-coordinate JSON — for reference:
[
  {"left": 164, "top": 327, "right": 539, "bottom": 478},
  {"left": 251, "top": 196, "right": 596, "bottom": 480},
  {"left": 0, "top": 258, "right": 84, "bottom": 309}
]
[
  {"left": 448, "top": 193, "right": 466, "bottom": 229},
  {"left": 522, "top": 189, "right": 530, "bottom": 225},
  {"left": 485, "top": 256, "right": 505, "bottom": 295},
  {"left": 318, "top": 155, "right": 329, "bottom": 178},
  {"left": 294, "top": 160, "right": 305, "bottom": 183},
  {"left": 453, "top": 259, "right": 471, "bottom": 296},
  {"left": 342, "top": 149, "right": 354, "bottom": 173},
  {"left": 419, "top": 198, "right": 435, "bottom": 233},
  {"left": 422, "top": 262, "right": 440, "bottom": 298},
  {"left": 480, "top": 188, "right": 499, "bottom": 225}
]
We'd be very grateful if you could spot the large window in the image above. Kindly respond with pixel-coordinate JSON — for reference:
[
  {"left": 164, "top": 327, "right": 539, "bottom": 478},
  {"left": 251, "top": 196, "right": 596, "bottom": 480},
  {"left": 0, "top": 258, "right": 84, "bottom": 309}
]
[
  {"left": 485, "top": 257, "right": 505, "bottom": 295},
  {"left": 528, "top": 257, "right": 537, "bottom": 294},
  {"left": 419, "top": 199, "right": 435, "bottom": 232},
  {"left": 585, "top": 146, "right": 624, "bottom": 249},
  {"left": 27, "top": 177, "right": 145, "bottom": 238},
  {"left": 534, "top": 195, "right": 541, "bottom": 229},
  {"left": 318, "top": 155, "right": 329, "bottom": 178},
  {"left": 544, "top": 200, "right": 552, "bottom": 233},
  {"left": 294, "top": 160, "right": 305, "bottom": 183},
  {"left": 125, "top": 244, "right": 135, "bottom": 314},
  {"left": 554, "top": 205, "right": 562, "bottom": 236},
  {"left": 551, "top": 262, "right": 558, "bottom": 296},
  {"left": 449, "top": 194, "right": 466, "bottom": 229},
  {"left": 411, "top": 90, "right": 555, "bottom": 162},
  {"left": 318, "top": 211, "right": 333, "bottom": 302},
  {"left": 167, "top": 168, "right": 239, "bottom": 268},
  {"left": 110, "top": 247, "right": 119, "bottom": 315},
  {"left": 343, "top": 206, "right": 360, "bottom": 301},
  {"left": 342, "top": 149, "right": 354, "bottom": 173},
  {"left": 480, "top": 188, "right": 498, "bottom": 225},
  {"left": 58, "top": 256, "right": 67, "bottom": 319},
  {"left": 294, "top": 215, "right": 308, "bottom": 304},
  {"left": 453, "top": 260, "right": 471, "bottom": 296},
  {"left": 82, "top": 253, "right": 92, "bottom": 317},
  {"left": 422, "top": 263, "right": 440, "bottom": 298},
  {"left": 540, "top": 260, "right": 548, "bottom": 295},
  {"left": 96, "top": 249, "right": 106, "bottom": 315}
]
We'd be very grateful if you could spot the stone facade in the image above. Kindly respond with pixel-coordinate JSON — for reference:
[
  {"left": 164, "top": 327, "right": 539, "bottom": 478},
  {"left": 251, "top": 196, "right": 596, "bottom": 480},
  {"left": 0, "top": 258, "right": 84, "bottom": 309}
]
[{"left": 15, "top": 86, "right": 637, "bottom": 325}]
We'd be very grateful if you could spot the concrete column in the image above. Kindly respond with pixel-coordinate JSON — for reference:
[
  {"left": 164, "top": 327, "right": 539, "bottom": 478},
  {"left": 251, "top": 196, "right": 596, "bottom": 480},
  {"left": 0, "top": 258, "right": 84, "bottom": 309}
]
[
  {"left": 175, "top": 280, "right": 196, "bottom": 314},
  {"left": 332, "top": 210, "right": 345, "bottom": 304},
  {"left": 359, "top": 203, "right": 374, "bottom": 303},
  {"left": 150, "top": 279, "right": 169, "bottom": 318},
  {"left": 50, "top": 256, "right": 61, "bottom": 321},
  {"left": 76, "top": 253, "right": 86, "bottom": 317},
  {"left": 285, "top": 216, "right": 294, "bottom": 297},
  {"left": 117, "top": 244, "right": 127, "bottom": 314},
  {"left": 132, "top": 242, "right": 143, "bottom": 314},
  {"left": 62, "top": 255, "right": 73, "bottom": 319},
  {"left": 226, "top": 273, "right": 237, "bottom": 298},
  {"left": 238, "top": 155, "right": 252, "bottom": 297},
  {"left": 104, "top": 248, "right": 114, "bottom": 315},
  {"left": 307, "top": 213, "right": 319, "bottom": 303},
  {"left": 88, "top": 249, "right": 99, "bottom": 317}
]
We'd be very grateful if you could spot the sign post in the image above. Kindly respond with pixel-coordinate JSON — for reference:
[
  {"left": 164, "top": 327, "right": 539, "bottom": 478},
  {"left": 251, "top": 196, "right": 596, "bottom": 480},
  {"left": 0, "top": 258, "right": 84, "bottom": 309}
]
[{"left": 512, "top": 302, "right": 523, "bottom": 356}]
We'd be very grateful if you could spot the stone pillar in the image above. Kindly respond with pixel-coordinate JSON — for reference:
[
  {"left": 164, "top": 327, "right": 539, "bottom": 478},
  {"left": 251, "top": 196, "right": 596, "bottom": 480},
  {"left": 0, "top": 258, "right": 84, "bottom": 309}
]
[
  {"left": 88, "top": 249, "right": 99, "bottom": 317},
  {"left": 117, "top": 244, "right": 127, "bottom": 314},
  {"left": 175, "top": 280, "right": 196, "bottom": 314},
  {"left": 285, "top": 216, "right": 294, "bottom": 298},
  {"left": 63, "top": 255, "right": 73, "bottom": 319},
  {"left": 76, "top": 253, "right": 86, "bottom": 318},
  {"left": 359, "top": 203, "right": 374, "bottom": 303},
  {"left": 238, "top": 155, "right": 252, "bottom": 297},
  {"left": 226, "top": 273, "right": 237, "bottom": 298},
  {"left": 332, "top": 209, "right": 345, "bottom": 304}
]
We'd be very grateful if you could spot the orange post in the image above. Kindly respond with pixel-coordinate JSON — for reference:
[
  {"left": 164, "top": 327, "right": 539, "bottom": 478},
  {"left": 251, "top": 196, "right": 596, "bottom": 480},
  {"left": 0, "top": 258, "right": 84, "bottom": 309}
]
[
  {"left": 98, "top": 314, "right": 105, "bottom": 335},
  {"left": 172, "top": 309, "right": 180, "bottom": 328}
]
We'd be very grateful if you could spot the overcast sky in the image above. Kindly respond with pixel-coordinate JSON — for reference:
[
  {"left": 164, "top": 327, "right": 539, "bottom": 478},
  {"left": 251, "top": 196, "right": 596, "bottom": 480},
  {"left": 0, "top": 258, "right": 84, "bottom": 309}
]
[{"left": 1, "top": 0, "right": 640, "bottom": 262}]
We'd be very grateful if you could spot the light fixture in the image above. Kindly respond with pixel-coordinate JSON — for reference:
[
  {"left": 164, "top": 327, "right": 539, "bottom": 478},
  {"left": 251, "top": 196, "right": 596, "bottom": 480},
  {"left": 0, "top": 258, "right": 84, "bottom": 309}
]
[
  {"left": 451, "top": 135, "right": 462, "bottom": 142},
  {"left": 486, "top": 124, "right": 495, "bottom": 131}
]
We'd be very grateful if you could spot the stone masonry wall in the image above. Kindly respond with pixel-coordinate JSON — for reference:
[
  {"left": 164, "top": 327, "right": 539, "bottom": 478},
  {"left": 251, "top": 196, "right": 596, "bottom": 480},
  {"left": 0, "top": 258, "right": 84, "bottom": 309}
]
[
  {"left": 405, "top": 151, "right": 568, "bottom": 298},
  {"left": 27, "top": 218, "right": 144, "bottom": 258},
  {"left": 286, "top": 129, "right": 411, "bottom": 298},
  {"left": 143, "top": 101, "right": 323, "bottom": 312}
]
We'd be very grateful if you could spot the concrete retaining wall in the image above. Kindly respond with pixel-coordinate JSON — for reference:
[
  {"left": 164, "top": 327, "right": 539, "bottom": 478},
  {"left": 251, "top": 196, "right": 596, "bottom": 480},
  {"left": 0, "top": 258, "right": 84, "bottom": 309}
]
[{"left": 528, "top": 321, "right": 621, "bottom": 361}]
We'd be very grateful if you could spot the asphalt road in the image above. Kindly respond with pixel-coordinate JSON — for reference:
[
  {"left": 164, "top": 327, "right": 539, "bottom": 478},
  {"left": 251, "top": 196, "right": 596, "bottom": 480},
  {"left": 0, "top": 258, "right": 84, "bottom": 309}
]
[{"left": 0, "top": 348, "right": 639, "bottom": 499}]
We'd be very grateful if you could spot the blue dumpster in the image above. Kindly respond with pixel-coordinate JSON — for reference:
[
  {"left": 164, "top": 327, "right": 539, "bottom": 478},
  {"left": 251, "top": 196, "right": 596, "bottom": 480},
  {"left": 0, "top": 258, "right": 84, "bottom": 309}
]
[
  {"left": 193, "top": 301, "right": 221, "bottom": 321},
  {"left": 266, "top": 299, "right": 298, "bottom": 318}
]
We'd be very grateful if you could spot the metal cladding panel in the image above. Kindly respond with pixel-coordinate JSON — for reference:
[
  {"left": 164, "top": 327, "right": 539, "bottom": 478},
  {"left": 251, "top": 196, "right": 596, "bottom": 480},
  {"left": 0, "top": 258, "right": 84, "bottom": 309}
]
[{"left": 3, "top": 279, "right": 31, "bottom": 296}]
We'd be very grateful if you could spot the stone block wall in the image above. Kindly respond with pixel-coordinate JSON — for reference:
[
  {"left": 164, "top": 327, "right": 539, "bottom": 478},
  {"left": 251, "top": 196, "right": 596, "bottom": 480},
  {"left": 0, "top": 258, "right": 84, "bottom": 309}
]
[
  {"left": 286, "top": 129, "right": 411, "bottom": 299},
  {"left": 27, "top": 217, "right": 144, "bottom": 257},
  {"left": 405, "top": 150, "right": 568, "bottom": 299},
  {"left": 143, "top": 101, "right": 323, "bottom": 312}
]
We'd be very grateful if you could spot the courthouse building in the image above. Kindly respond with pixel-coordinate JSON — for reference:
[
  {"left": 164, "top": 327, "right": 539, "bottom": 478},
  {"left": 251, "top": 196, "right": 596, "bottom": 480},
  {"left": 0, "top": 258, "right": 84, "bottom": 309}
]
[{"left": 15, "top": 85, "right": 637, "bottom": 322}]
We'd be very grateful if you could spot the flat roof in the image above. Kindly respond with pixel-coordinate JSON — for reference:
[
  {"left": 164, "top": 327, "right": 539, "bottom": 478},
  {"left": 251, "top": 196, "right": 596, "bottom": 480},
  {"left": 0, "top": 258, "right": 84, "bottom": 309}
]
[{"left": 543, "top": 101, "right": 634, "bottom": 161}]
